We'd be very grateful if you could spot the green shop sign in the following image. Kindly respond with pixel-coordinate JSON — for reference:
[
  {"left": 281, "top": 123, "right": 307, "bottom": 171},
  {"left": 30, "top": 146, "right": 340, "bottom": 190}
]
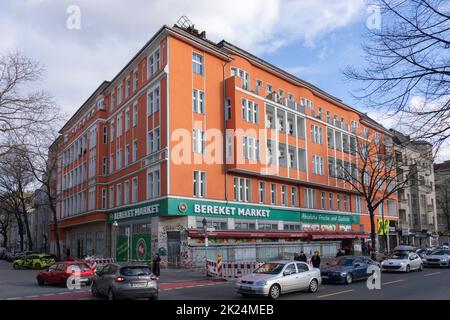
[{"left": 108, "top": 197, "right": 359, "bottom": 225}]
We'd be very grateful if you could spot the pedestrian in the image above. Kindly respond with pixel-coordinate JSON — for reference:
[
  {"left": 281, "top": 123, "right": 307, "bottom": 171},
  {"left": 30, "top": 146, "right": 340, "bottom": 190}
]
[
  {"left": 336, "top": 249, "right": 345, "bottom": 257},
  {"left": 152, "top": 253, "right": 161, "bottom": 278},
  {"left": 298, "top": 251, "right": 307, "bottom": 262},
  {"left": 311, "top": 251, "right": 321, "bottom": 268}
]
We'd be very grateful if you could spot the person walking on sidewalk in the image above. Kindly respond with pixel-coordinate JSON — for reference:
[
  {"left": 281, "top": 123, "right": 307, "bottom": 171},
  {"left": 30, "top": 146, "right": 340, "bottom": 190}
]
[
  {"left": 311, "top": 251, "right": 321, "bottom": 269},
  {"left": 298, "top": 251, "right": 308, "bottom": 262},
  {"left": 152, "top": 253, "right": 161, "bottom": 278}
]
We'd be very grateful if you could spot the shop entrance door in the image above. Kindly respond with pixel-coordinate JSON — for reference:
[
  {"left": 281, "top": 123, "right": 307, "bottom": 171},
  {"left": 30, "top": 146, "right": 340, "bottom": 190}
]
[{"left": 167, "top": 231, "right": 181, "bottom": 267}]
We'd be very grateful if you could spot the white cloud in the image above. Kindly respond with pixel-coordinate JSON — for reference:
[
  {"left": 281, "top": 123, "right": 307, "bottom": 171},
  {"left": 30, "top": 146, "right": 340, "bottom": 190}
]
[{"left": 0, "top": 0, "right": 367, "bottom": 116}]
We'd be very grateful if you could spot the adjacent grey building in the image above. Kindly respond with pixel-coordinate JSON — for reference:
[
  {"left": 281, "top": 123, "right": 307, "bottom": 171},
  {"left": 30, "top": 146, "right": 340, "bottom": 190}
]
[{"left": 391, "top": 130, "right": 438, "bottom": 247}]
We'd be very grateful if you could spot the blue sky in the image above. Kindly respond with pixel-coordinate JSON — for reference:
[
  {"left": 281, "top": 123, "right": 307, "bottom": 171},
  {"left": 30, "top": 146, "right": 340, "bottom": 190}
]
[{"left": 3, "top": 0, "right": 438, "bottom": 156}]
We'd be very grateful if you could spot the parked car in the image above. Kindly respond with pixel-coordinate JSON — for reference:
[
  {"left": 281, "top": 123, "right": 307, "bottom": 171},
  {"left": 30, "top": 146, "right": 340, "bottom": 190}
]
[
  {"left": 381, "top": 252, "right": 423, "bottom": 272},
  {"left": 6, "top": 251, "right": 33, "bottom": 262},
  {"left": 13, "top": 254, "right": 56, "bottom": 269},
  {"left": 320, "top": 256, "right": 380, "bottom": 284},
  {"left": 36, "top": 261, "right": 95, "bottom": 287},
  {"left": 415, "top": 248, "right": 434, "bottom": 259},
  {"left": 236, "top": 260, "right": 321, "bottom": 299},
  {"left": 91, "top": 263, "right": 158, "bottom": 300},
  {"left": 392, "top": 245, "right": 415, "bottom": 253},
  {"left": 422, "top": 249, "right": 450, "bottom": 268}
]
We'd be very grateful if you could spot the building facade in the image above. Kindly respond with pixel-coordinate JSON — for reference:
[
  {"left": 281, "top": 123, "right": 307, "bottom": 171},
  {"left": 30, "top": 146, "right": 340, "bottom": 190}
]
[
  {"left": 52, "top": 24, "right": 399, "bottom": 265},
  {"left": 392, "top": 130, "right": 438, "bottom": 247},
  {"left": 434, "top": 161, "right": 450, "bottom": 236}
]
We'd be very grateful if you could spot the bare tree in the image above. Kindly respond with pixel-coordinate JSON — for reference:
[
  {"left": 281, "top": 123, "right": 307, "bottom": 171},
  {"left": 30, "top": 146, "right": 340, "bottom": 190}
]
[
  {"left": 436, "top": 178, "right": 450, "bottom": 231},
  {"left": 23, "top": 134, "right": 63, "bottom": 259},
  {"left": 0, "top": 51, "right": 61, "bottom": 156},
  {"left": 0, "top": 201, "right": 12, "bottom": 247},
  {"left": 0, "top": 148, "right": 35, "bottom": 251},
  {"left": 336, "top": 134, "right": 411, "bottom": 258},
  {"left": 344, "top": 0, "right": 450, "bottom": 150}
]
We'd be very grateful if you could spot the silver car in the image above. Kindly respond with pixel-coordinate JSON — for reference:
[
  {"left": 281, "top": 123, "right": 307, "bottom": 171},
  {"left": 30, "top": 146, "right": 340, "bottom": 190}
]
[
  {"left": 236, "top": 260, "right": 322, "bottom": 299},
  {"left": 381, "top": 252, "right": 423, "bottom": 273},
  {"left": 91, "top": 263, "right": 158, "bottom": 300},
  {"left": 422, "top": 249, "right": 450, "bottom": 267}
]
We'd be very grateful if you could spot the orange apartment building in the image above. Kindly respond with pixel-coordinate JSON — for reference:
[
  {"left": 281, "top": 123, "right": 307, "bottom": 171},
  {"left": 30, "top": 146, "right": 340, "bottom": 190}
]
[{"left": 52, "top": 23, "right": 398, "bottom": 264}]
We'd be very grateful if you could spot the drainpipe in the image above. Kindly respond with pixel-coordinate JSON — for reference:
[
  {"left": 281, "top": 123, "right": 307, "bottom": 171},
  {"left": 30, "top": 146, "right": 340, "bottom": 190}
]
[{"left": 222, "top": 61, "right": 229, "bottom": 201}]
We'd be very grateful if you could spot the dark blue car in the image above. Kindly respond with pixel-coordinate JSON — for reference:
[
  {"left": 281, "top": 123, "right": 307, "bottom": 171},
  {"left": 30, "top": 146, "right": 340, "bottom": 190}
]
[{"left": 320, "top": 256, "right": 380, "bottom": 284}]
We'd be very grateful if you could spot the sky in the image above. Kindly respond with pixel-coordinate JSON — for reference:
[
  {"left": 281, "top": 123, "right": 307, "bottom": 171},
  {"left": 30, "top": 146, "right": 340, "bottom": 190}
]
[{"left": 0, "top": 0, "right": 447, "bottom": 160}]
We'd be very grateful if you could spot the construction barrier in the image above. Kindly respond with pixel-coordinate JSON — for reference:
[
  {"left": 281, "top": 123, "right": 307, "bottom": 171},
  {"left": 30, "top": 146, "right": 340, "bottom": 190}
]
[
  {"left": 83, "top": 257, "right": 115, "bottom": 269},
  {"left": 206, "top": 260, "right": 265, "bottom": 279}
]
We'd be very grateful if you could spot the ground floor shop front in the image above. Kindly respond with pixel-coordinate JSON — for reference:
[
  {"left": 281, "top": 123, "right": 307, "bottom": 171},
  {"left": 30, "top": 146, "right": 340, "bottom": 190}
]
[{"left": 107, "top": 197, "right": 394, "bottom": 267}]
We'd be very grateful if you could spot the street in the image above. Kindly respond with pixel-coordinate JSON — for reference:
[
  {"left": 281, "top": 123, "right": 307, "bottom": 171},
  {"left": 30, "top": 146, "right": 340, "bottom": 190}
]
[{"left": 1, "top": 260, "right": 450, "bottom": 300}]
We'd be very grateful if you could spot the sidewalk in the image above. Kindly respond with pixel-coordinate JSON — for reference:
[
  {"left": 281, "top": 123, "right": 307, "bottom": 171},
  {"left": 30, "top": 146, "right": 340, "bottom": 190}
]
[{"left": 158, "top": 267, "right": 219, "bottom": 283}]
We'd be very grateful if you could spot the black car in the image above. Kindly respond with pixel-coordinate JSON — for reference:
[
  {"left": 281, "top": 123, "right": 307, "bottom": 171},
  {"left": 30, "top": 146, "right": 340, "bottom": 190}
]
[{"left": 321, "top": 256, "right": 380, "bottom": 284}]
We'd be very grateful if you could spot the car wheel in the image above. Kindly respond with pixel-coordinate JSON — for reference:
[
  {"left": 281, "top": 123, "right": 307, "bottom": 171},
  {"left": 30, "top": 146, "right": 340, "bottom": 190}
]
[
  {"left": 13, "top": 263, "right": 19, "bottom": 270},
  {"left": 148, "top": 293, "right": 158, "bottom": 300},
  {"left": 34, "top": 263, "right": 42, "bottom": 270},
  {"left": 345, "top": 273, "right": 353, "bottom": 285},
  {"left": 60, "top": 278, "right": 67, "bottom": 288},
  {"left": 308, "top": 279, "right": 319, "bottom": 293},
  {"left": 107, "top": 289, "right": 115, "bottom": 301},
  {"left": 91, "top": 283, "right": 100, "bottom": 297},
  {"left": 268, "top": 284, "right": 281, "bottom": 300},
  {"left": 37, "top": 276, "right": 45, "bottom": 286},
  {"left": 405, "top": 265, "right": 410, "bottom": 273},
  {"left": 419, "top": 264, "right": 423, "bottom": 272}
]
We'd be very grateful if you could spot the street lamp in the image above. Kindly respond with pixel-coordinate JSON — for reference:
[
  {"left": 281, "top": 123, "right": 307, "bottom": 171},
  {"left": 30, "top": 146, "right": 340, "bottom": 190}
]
[{"left": 202, "top": 218, "right": 208, "bottom": 269}]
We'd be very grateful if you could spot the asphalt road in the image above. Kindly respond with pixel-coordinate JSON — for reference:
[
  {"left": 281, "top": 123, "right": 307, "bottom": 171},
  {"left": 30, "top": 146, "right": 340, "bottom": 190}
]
[{"left": 1, "top": 259, "right": 449, "bottom": 300}]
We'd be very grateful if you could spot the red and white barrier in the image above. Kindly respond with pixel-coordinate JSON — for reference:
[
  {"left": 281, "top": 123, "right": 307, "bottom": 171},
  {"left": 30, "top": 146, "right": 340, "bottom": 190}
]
[
  {"left": 83, "top": 257, "right": 114, "bottom": 269},
  {"left": 206, "top": 260, "right": 265, "bottom": 279}
]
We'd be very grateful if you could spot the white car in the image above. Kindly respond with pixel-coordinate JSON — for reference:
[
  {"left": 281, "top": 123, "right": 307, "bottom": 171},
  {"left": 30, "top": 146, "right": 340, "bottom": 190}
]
[
  {"left": 381, "top": 252, "right": 423, "bottom": 273},
  {"left": 236, "top": 260, "right": 322, "bottom": 299}
]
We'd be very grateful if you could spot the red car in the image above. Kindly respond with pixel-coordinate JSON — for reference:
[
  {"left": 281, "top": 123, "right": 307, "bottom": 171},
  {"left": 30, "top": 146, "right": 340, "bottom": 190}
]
[{"left": 37, "top": 261, "right": 95, "bottom": 287}]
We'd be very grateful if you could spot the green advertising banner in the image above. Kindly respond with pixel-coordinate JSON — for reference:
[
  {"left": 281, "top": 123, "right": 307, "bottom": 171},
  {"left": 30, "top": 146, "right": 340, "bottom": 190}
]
[
  {"left": 116, "top": 235, "right": 129, "bottom": 262},
  {"left": 108, "top": 197, "right": 360, "bottom": 226},
  {"left": 131, "top": 234, "right": 151, "bottom": 261}
]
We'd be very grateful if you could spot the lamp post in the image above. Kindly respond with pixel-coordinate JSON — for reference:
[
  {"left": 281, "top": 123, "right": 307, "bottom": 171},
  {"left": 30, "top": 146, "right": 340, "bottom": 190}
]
[
  {"left": 112, "top": 221, "right": 119, "bottom": 261},
  {"left": 202, "top": 218, "right": 208, "bottom": 272}
]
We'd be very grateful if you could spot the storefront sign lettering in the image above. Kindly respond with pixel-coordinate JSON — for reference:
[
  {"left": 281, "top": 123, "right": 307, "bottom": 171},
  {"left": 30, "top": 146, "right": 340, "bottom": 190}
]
[
  {"left": 112, "top": 204, "right": 160, "bottom": 221},
  {"left": 193, "top": 204, "right": 270, "bottom": 218}
]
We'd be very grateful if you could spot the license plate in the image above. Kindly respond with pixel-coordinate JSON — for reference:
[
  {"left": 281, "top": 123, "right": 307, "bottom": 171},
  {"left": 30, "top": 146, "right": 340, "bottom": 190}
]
[
  {"left": 131, "top": 282, "right": 147, "bottom": 288},
  {"left": 240, "top": 286, "right": 252, "bottom": 290}
]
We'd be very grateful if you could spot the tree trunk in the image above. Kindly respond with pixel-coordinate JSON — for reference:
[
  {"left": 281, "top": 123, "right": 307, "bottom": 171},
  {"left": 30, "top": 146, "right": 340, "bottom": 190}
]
[
  {"left": 49, "top": 196, "right": 61, "bottom": 260},
  {"left": 369, "top": 209, "right": 377, "bottom": 261},
  {"left": 16, "top": 214, "right": 24, "bottom": 251},
  {"left": 2, "top": 232, "right": 7, "bottom": 248},
  {"left": 20, "top": 201, "right": 33, "bottom": 251}
]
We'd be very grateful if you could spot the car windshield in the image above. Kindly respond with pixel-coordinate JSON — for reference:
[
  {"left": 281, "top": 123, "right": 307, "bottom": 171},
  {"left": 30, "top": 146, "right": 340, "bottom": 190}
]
[
  {"left": 254, "top": 263, "right": 285, "bottom": 274},
  {"left": 69, "top": 263, "right": 91, "bottom": 271},
  {"left": 330, "top": 258, "right": 354, "bottom": 266},
  {"left": 120, "top": 266, "right": 153, "bottom": 276},
  {"left": 431, "top": 250, "right": 450, "bottom": 255},
  {"left": 391, "top": 254, "right": 408, "bottom": 260}
]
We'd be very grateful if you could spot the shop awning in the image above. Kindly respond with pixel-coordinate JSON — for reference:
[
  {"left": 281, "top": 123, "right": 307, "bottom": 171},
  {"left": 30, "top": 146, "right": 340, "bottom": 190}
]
[
  {"left": 309, "top": 232, "right": 368, "bottom": 240},
  {"left": 187, "top": 229, "right": 367, "bottom": 240}
]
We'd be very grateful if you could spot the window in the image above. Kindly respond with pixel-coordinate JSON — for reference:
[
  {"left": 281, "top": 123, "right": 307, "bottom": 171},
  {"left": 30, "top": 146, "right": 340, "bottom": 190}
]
[
  {"left": 312, "top": 155, "right": 324, "bottom": 175},
  {"left": 125, "top": 108, "right": 130, "bottom": 131},
  {"left": 310, "top": 125, "right": 323, "bottom": 144},
  {"left": 241, "top": 98, "right": 259, "bottom": 124},
  {"left": 132, "top": 139, "right": 137, "bottom": 162},
  {"left": 266, "top": 84, "right": 273, "bottom": 95},
  {"left": 298, "top": 149, "right": 306, "bottom": 171},
  {"left": 109, "top": 155, "right": 114, "bottom": 173},
  {"left": 258, "top": 182, "right": 265, "bottom": 203},
  {"left": 329, "top": 193, "right": 334, "bottom": 210},
  {"left": 337, "top": 194, "right": 341, "bottom": 211},
  {"left": 109, "top": 187, "right": 114, "bottom": 208},
  {"left": 88, "top": 187, "right": 95, "bottom": 211},
  {"left": 192, "top": 89, "right": 205, "bottom": 114},
  {"left": 103, "top": 126, "right": 107, "bottom": 144},
  {"left": 281, "top": 185, "right": 287, "bottom": 206},
  {"left": 148, "top": 54, "right": 154, "bottom": 77},
  {"left": 126, "top": 77, "right": 130, "bottom": 98},
  {"left": 117, "top": 83, "right": 123, "bottom": 104},
  {"left": 133, "top": 69, "right": 138, "bottom": 91},
  {"left": 193, "top": 129, "right": 206, "bottom": 154},
  {"left": 124, "top": 181, "right": 129, "bottom": 205},
  {"left": 116, "top": 184, "right": 122, "bottom": 207},
  {"left": 291, "top": 187, "right": 298, "bottom": 207},
  {"left": 321, "top": 192, "right": 326, "bottom": 209},
  {"left": 110, "top": 122, "right": 114, "bottom": 142},
  {"left": 225, "top": 98, "right": 232, "bottom": 120},
  {"left": 243, "top": 136, "right": 259, "bottom": 161},
  {"left": 125, "top": 145, "right": 130, "bottom": 166},
  {"left": 270, "top": 183, "right": 276, "bottom": 204},
  {"left": 102, "top": 157, "right": 107, "bottom": 175},
  {"left": 116, "top": 148, "right": 122, "bottom": 170},
  {"left": 344, "top": 195, "right": 349, "bottom": 211},
  {"left": 235, "top": 220, "right": 256, "bottom": 230},
  {"left": 192, "top": 52, "right": 203, "bottom": 75},
  {"left": 305, "top": 188, "right": 316, "bottom": 209},
  {"left": 147, "top": 91, "right": 153, "bottom": 115},
  {"left": 233, "top": 177, "right": 250, "bottom": 202},
  {"left": 355, "top": 196, "right": 362, "bottom": 213},
  {"left": 258, "top": 222, "right": 278, "bottom": 231},
  {"left": 147, "top": 168, "right": 160, "bottom": 199},
  {"left": 133, "top": 101, "right": 138, "bottom": 127},
  {"left": 117, "top": 114, "right": 122, "bottom": 137},
  {"left": 193, "top": 171, "right": 206, "bottom": 198},
  {"left": 132, "top": 177, "right": 138, "bottom": 203},
  {"left": 284, "top": 223, "right": 301, "bottom": 231}
]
